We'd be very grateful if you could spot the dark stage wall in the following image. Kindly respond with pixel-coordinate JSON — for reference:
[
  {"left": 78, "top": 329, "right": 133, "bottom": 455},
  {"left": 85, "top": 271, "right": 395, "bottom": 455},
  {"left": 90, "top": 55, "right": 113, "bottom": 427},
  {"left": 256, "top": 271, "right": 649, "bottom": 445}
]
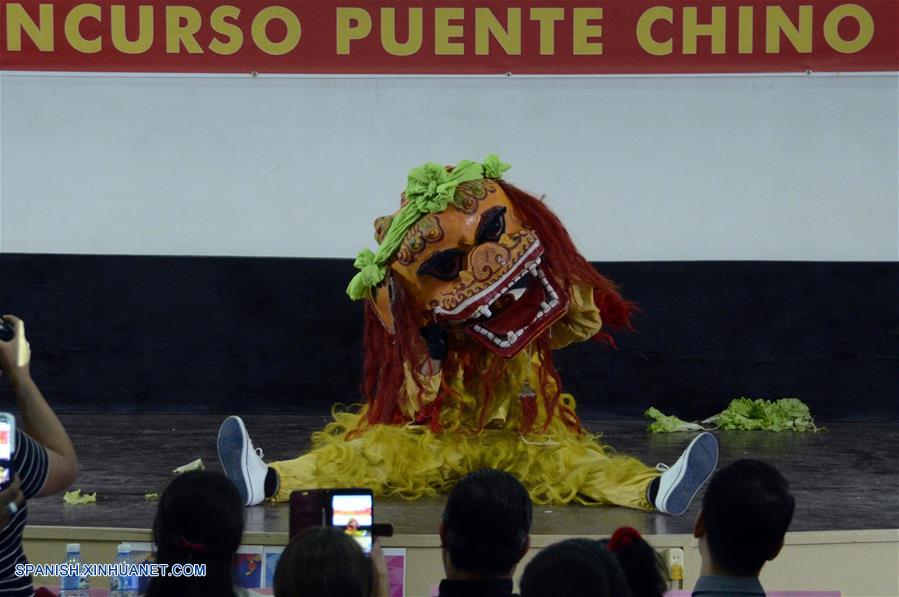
[{"left": 1, "top": 255, "right": 896, "bottom": 420}]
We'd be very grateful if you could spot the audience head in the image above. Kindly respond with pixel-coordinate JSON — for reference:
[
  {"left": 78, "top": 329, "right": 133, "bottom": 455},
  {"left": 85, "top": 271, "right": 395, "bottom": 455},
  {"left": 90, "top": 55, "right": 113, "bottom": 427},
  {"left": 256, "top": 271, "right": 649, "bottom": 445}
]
[
  {"left": 274, "top": 526, "right": 373, "bottom": 597},
  {"left": 441, "top": 468, "right": 532, "bottom": 579},
  {"left": 599, "top": 527, "right": 668, "bottom": 597},
  {"left": 695, "top": 459, "right": 795, "bottom": 577},
  {"left": 148, "top": 470, "right": 245, "bottom": 597},
  {"left": 520, "top": 538, "right": 632, "bottom": 597}
]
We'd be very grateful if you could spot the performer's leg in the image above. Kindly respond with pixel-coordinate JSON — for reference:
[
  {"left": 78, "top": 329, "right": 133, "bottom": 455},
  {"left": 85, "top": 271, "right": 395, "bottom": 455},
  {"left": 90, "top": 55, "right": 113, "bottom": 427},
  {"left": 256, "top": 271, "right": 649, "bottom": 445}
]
[
  {"left": 267, "top": 454, "right": 318, "bottom": 502},
  {"left": 577, "top": 453, "right": 659, "bottom": 510},
  {"left": 579, "top": 432, "right": 718, "bottom": 514}
]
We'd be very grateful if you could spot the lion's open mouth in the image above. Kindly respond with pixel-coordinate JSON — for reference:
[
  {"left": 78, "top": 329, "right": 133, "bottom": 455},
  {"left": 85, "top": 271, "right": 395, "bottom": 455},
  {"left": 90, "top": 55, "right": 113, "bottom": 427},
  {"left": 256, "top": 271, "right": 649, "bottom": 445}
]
[
  {"left": 463, "top": 257, "right": 567, "bottom": 356},
  {"left": 425, "top": 244, "right": 566, "bottom": 358},
  {"left": 429, "top": 240, "right": 569, "bottom": 357}
]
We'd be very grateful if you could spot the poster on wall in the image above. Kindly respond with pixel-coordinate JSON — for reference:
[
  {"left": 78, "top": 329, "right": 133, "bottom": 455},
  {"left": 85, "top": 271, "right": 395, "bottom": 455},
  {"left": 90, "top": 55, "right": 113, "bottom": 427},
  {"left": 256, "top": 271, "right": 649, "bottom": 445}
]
[
  {"left": 0, "top": 0, "right": 896, "bottom": 75},
  {"left": 233, "top": 545, "right": 264, "bottom": 590}
]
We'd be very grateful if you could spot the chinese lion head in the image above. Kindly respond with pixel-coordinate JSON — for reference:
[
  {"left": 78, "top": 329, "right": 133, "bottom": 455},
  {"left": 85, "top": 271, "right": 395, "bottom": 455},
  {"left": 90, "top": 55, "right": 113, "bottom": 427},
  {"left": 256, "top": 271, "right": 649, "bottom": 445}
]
[{"left": 349, "top": 157, "right": 634, "bottom": 430}]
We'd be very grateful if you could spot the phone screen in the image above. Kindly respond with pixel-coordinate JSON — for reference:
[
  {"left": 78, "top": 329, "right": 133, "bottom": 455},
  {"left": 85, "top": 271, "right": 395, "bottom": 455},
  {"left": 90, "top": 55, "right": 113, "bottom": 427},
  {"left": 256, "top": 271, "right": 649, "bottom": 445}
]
[
  {"left": 0, "top": 420, "right": 12, "bottom": 489},
  {"left": 330, "top": 493, "right": 373, "bottom": 554}
]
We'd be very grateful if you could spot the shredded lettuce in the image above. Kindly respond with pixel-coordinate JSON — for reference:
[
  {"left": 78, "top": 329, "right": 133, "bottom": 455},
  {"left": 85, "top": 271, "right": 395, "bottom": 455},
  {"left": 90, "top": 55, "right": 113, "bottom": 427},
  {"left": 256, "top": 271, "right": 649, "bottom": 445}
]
[
  {"left": 172, "top": 458, "right": 205, "bottom": 475},
  {"left": 644, "top": 407, "right": 705, "bottom": 433},
  {"left": 646, "top": 398, "right": 822, "bottom": 433},
  {"left": 63, "top": 489, "right": 97, "bottom": 505},
  {"left": 706, "top": 397, "right": 821, "bottom": 432}
]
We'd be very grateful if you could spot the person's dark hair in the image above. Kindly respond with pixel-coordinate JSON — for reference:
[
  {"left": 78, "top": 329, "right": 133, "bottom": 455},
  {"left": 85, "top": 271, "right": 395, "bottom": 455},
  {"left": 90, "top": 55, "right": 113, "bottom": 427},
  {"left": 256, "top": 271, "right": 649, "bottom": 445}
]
[
  {"left": 147, "top": 470, "right": 244, "bottom": 597},
  {"left": 701, "top": 459, "right": 795, "bottom": 576},
  {"left": 599, "top": 527, "right": 668, "bottom": 597},
  {"left": 442, "top": 468, "right": 532, "bottom": 578},
  {"left": 520, "top": 539, "right": 632, "bottom": 597},
  {"left": 274, "top": 526, "right": 373, "bottom": 597}
]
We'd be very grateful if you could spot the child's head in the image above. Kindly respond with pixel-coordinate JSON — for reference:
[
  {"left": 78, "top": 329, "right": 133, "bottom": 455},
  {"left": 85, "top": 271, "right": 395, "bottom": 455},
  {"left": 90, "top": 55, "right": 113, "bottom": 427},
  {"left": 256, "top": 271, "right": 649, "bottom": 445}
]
[
  {"left": 148, "top": 470, "right": 245, "bottom": 597},
  {"left": 274, "top": 526, "right": 373, "bottom": 597},
  {"left": 520, "top": 538, "right": 631, "bottom": 597},
  {"left": 600, "top": 527, "right": 669, "bottom": 597}
]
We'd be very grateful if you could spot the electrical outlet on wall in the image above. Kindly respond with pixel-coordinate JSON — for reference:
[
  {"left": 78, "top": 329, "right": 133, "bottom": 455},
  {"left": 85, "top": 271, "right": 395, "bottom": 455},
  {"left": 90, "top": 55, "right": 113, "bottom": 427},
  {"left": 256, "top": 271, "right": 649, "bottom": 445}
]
[{"left": 664, "top": 547, "right": 685, "bottom": 588}]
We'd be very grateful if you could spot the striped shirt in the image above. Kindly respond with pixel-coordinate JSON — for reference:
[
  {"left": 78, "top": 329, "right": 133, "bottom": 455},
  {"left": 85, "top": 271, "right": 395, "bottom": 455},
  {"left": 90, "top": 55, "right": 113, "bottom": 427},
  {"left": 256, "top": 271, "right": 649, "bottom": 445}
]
[{"left": 0, "top": 429, "right": 49, "bottom": 596}]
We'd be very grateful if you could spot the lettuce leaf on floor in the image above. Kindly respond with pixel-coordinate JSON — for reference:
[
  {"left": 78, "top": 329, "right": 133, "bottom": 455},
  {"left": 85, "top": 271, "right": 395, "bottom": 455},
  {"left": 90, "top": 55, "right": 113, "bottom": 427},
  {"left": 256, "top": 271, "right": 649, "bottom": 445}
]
[
  {"left": 645, "top": 398, "right": 822, "bottom": 433},
  {"left": 704, "top": 398, "right": 823, "bottom": 432},
  {"left": 63, "top": 489, "right": 97, "bottom": 505},
  {"left": 644, "top": 407, "right": 705, "bottom": 433}
]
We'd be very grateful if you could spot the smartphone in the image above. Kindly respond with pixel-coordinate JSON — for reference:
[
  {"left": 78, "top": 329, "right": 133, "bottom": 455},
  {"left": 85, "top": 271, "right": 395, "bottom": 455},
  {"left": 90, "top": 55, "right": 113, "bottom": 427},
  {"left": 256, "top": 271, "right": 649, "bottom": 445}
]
[
  {"left": 0, "top": 413, "right": 16, "bottom": 491},
  {"left": 328, "top": 489, "right": 374, "bottom": 554}
]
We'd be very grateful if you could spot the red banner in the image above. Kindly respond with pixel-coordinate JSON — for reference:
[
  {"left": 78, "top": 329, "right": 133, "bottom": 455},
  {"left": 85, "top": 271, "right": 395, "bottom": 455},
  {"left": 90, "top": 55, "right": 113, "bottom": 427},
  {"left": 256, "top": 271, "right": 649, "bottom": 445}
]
[{"left": 1, "top": 1, "right": 896, "bottom": 74}]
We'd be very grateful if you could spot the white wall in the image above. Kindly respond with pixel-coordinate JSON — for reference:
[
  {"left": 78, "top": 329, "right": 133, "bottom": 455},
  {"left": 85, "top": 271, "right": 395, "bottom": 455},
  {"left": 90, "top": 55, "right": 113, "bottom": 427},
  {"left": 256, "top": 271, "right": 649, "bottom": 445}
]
[{"left": 1, "top": 73, "right": 896, "bottom": 260}]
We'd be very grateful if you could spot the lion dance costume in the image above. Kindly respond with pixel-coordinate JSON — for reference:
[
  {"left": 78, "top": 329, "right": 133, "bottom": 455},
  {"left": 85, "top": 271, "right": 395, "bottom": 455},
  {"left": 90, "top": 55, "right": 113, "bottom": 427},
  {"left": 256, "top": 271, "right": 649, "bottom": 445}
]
[
  {"left": 269, "top": 154, "right": 667, "bottom": 509},
  {"left": 218, "top": 155, "right": 719, "bottom": 512}
]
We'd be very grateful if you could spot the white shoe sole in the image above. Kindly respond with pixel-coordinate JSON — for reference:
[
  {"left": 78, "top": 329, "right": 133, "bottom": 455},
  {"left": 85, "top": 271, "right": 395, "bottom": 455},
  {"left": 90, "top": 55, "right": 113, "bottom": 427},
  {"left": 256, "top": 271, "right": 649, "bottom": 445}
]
[
  {"left": 660, "top": 432, "right": 719, "bottom": 516},
  {"left": 217, "top": 415, "right": 257, "bottom": 506}
]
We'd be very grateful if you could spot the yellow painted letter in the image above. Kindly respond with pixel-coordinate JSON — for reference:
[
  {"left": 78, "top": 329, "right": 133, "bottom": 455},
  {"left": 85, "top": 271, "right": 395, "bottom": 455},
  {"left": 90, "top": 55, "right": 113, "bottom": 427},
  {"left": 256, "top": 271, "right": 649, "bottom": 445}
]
[
  {"left": 573, "top": 8, "right": 602, "bottom": 55},
  {"left": 6, "top": 3, "right": 53, "bottom": 51},
  {"left": 683, "top": 6, "right": 725, "bottom": 54},
  {"left": 636, "top": 6, "right": 673, "bottom": 56},
  {"left": 823, "top": 4, "right": 874, "bottom": 54},
  {"left": 166, "top": 6, "right": 203, "bottom": 54},
  {"left": 381, "top": 7, "right": 422, "bottom": 56},
  {"left": 475, "top": 8, "right": 521, "bottom": 56},
  {"left": 210, "top": 6, "right": 243, "bottom": 55},
  {"left": 530, "top": 7, "right": 564, "bottom": 55},
  {"left": 765, "top": 6, "right": 812, "bottom": 53},
  {"left": 252, "top": 6, "right": 300, "bottom": 56},
  {"left": 65, "top": 4, "right": 102, "bottom": 54},
  {"left": 111, "top": 5, "right": 153, "bottom": 54},
  {"left": 435, "top": 7, "right": 464, "bottom": 55},
  {"left": 738, "top": 6, "right": 753, "bottom": 54},
  {"left": 336, "top": 7, "right": 372, "bottom": 55}
]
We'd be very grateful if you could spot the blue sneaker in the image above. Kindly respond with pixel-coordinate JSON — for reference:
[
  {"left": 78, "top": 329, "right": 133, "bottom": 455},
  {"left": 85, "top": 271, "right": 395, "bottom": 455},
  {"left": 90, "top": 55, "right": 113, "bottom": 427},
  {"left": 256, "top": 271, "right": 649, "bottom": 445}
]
[
  {"left": 217, "top": 416, "right": 268, "bottom": 506},
  {"left": 654, "top": 432, "right": 719, "bottom": 516}
]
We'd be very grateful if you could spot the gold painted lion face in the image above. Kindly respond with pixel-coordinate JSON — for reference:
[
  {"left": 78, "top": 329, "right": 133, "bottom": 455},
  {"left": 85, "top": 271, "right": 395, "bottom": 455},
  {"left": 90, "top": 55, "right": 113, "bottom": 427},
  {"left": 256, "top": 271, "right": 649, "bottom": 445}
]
[{"left": 370, "top": 179, "right": 569, "bottom": 357}]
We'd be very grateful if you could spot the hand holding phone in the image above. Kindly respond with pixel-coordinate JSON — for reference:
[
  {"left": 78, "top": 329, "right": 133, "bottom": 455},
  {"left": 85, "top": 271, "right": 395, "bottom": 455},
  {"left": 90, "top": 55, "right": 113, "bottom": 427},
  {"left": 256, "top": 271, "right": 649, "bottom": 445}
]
[
  {"left": 289, "top": 488, "right": 392, "bottom": 556},
  {"left": 330, "top": 490, "right": 374, "bottom": 554}
]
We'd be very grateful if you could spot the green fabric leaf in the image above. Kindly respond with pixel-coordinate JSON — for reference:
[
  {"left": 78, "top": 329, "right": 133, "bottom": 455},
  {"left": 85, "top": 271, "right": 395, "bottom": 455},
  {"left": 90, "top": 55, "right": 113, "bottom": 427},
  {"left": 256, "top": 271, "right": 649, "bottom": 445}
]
[
  {"left": 644, "top": 407, "right": 705, "bottom": 433},
  {"left": 482, "top": 154, "right": 512, "bottom": 179},
  {"left": 346, "top": 155, "right": 510, "bottom": 301},
  {"left": 404, "top": 160, "right": 484, "bottom": 214}
]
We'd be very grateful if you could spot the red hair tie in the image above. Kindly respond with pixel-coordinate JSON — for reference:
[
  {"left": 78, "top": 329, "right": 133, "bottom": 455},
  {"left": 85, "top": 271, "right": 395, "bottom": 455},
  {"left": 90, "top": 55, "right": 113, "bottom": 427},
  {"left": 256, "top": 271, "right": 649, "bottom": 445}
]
[
  {"left": 608, "top": 526, "right": 642, "bottom": 552},
  {"left": 177, "top": 537, "right": 207, "bottom": 552}
]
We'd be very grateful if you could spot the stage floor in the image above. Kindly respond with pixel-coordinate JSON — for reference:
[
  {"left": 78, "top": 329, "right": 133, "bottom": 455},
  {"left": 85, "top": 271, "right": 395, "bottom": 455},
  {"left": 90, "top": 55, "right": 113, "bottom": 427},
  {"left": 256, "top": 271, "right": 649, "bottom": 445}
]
[{"left": 27, "top": 415, "right": 899, "bottom": 537}]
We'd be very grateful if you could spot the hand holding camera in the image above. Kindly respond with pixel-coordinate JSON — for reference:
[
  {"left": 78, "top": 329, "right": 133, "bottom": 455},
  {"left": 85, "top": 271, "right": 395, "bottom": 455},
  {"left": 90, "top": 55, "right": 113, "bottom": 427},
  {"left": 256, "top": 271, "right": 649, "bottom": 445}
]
[
  {"left": 0, "top": 315, "right": 32, "bottom": 378},
  {"left": 0, "top": 320, "right": 12, "bottom": 343}
]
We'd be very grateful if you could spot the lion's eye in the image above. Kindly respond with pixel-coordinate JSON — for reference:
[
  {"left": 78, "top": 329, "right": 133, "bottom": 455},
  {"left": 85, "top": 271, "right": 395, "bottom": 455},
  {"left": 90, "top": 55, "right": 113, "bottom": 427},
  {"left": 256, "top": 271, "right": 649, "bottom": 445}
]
[
  {"left": 476, "top": 206, "right": 507, "bottom": 244},
  {"left": 417, "top": 249, "right": 465, "bottom": 281}
]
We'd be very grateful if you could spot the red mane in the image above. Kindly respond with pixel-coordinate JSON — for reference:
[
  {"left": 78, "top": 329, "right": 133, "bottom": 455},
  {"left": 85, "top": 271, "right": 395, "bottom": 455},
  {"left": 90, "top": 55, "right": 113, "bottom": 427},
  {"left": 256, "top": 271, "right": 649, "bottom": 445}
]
[
  {"left": 358, "top": 181, "right": 635, "bottom": 431},
  {"left": 499, "top": 180, "right": 636, "bottom": 344}
]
